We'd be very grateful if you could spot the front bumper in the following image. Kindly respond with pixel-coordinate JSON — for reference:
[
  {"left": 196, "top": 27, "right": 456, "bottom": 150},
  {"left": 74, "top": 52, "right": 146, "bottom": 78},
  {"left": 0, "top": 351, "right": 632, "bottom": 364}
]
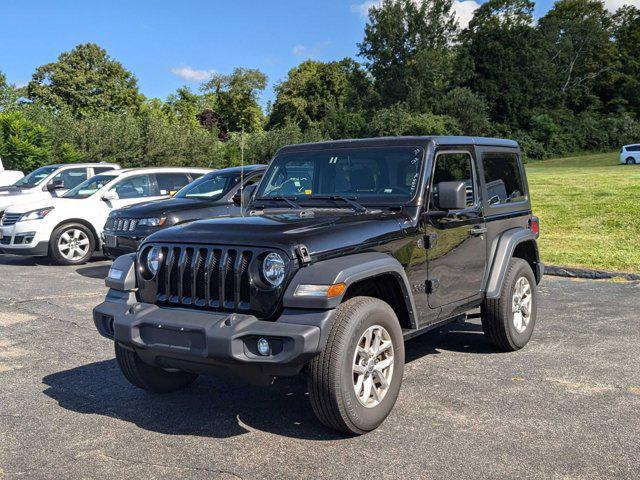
[
  {"left": 102, "top": 231, "right": 144, "bottom": 258},
  {"left": 0, "top": 223, "right": 50, "bottom": 256},
  {"left": 93, "top": 290, "right": 334, "bottom": 382}
]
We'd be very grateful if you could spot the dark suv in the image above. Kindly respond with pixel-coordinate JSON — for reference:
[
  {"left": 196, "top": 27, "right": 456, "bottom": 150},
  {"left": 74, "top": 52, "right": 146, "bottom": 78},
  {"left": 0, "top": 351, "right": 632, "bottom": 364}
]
[
  {"left": 94, "top": 136, "right": 543, "bottom": 435},
  {"left": 103, "top": 165, "right": 266, "bottom": 258}
]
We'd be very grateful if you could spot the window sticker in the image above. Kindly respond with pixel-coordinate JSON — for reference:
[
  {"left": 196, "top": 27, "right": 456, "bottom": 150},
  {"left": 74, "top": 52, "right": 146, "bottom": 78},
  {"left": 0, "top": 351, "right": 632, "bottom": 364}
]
[
  {"left": 160, "top": 189, "right": 168, "bottom": 195},
  {"left": 304, "top": 189, "right": 312, "bottom": 195}
]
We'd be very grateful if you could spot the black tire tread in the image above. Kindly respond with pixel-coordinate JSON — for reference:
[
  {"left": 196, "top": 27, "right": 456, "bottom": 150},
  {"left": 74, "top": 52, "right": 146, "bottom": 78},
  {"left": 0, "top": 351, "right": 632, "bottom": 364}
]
[
  {"left": 481, "top": 257, "right": 532, "bottom": 351},
  {"left": 115, "top": 342, "right": 197, "bottom": 393},
  {"left": 307, "top": 296, "right": 392, "bottom": 434}
]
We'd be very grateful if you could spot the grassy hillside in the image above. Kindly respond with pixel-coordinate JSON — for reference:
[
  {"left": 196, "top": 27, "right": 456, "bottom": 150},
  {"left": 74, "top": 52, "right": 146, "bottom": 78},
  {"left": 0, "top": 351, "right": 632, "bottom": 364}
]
[{"left": 526, "top": 151, "right": 640, "bottom": 273}]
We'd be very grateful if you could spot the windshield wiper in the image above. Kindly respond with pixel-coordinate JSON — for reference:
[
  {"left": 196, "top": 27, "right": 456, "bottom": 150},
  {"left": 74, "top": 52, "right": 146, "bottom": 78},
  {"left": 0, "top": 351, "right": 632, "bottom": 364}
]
[
  {"left": 255, "top": 196, "right": 302, "bottom": 209},
  {"left": 308, "top": 195, "right": 367, "bottom": 213}
]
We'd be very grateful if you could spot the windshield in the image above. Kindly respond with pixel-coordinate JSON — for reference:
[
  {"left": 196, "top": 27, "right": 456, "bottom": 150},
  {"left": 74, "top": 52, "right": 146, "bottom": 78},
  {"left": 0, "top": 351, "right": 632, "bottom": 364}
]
[
  {"left": 256, "top": 146, "right": 424, "bottom": 204},
  {"left": 63, "top": 174, "right": 117, "bottom": 199},
  {"left": 175, "top": 172, "right": 239, "bottom": 200},
  {"left": 13, "top": 166, "right": 58, "bottom": 188}
]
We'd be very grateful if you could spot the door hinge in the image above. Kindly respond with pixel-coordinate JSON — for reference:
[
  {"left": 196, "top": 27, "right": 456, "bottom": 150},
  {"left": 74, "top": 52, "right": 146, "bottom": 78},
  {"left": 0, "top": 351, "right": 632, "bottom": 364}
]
[{"left": 424, "top": 233, "right": 438, "bottom": 249}]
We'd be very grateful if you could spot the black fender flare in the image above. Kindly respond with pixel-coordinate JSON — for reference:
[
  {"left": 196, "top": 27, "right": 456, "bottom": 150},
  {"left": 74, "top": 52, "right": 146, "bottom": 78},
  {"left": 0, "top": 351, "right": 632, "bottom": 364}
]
[
  {"left": 484, "top": 228, "right": 542, "bottom": 299},
  {"left": 283, "top": 251, "right": 418, "bottom": 328}
]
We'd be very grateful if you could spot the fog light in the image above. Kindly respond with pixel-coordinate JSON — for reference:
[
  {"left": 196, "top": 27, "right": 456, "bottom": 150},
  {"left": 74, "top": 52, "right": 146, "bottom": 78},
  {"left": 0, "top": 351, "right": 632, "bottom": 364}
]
[{"left": 257, "top": 337, "right": 270, "bottom": 356}]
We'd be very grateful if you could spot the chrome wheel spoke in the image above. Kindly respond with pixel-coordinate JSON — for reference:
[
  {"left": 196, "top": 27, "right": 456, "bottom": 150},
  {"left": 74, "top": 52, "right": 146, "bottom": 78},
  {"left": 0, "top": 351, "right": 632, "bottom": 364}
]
[
  {"left": 352, "top": 324, "right": 395, "bottom": 408},
  {"left": 512, "top": 276, "right": 532, "bottom": 333}
]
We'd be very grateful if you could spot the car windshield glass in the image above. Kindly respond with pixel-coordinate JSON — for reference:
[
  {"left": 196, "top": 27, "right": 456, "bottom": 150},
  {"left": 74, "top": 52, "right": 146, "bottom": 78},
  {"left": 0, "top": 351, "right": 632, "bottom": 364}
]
[
  {"left": 175, "top": 173, "right": 238, "bottom": 200},
  {"left": 255, "top": 146, "right": 424, "bottom": 204},
  {"left": 13, "top": 166, "right": 58, "bottom": 188},
  {"left": 63, "top": 174, "right": 117, "bottom": 199}
]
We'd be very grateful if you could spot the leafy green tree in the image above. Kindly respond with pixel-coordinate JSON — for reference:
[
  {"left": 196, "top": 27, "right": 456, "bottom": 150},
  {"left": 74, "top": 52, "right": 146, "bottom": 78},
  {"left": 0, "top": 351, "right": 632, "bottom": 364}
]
[
  {"left": 611, "top": 6, "right": 640, "bottom": 116},
  {"left": 27, "top": 43, "right": 142, "bottom": 117},
  {"left": 201, "top": 68, "right": 267, "bottom": 133},
  {"left": 268, "top": 59, "right": 373, "bottom": 130},
  {"left": 358, "top": 0, "right": 459, "bottom": 108},
  {"left": 437, "top": 87, "right": 491, "bottom": 135},
  {"left": 0, "top": 110, "right": 53, "bottom": 171},
  {"left": 0, "top": 71, "right": 23, "bottom": 111},
  {"left": 538, "top": 0, "right": 615, "bottom": 113},
  {"left": 461, "top": 0, "right": 557, "bottom": 127}
]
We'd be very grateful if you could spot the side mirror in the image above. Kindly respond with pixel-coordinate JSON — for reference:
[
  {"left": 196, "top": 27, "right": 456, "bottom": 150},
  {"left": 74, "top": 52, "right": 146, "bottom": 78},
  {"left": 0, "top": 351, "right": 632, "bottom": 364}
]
[
  {"left": 47, "top": 180, "right": 65, "bottom": 191},
  {"left": 102, "top": 190, "right": 119, "bottom": 202},
  {"left": 232, "top": 184, "right": 257, "bottom": 207},
  {"left": 436, "top": 181, "right": 467, "bottom": 210}
]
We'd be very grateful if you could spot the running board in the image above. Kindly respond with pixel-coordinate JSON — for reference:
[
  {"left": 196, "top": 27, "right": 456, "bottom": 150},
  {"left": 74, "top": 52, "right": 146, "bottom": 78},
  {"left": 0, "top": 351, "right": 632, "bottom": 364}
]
[{"left": 402, "top": 313, "right": 466, "bottom": 340}]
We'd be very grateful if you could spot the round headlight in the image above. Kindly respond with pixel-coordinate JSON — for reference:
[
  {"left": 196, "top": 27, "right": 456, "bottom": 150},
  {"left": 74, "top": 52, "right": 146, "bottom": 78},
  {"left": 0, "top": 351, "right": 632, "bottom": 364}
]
[
  {"left": 146, "top": 246, "right": 163, "bottom": 276},
  {"left": 262, "top": 252, "right": 286, "bottom": 287}
]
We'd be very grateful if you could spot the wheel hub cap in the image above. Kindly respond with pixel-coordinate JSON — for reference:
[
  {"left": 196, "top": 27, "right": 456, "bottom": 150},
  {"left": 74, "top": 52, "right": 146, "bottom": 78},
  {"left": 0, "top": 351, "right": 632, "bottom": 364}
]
[
  {"left": 512, "top": 277, "right": 532, "bottom": 333},
  {"left": 352, "top": 325, "right": 395, "bottom": 408}
]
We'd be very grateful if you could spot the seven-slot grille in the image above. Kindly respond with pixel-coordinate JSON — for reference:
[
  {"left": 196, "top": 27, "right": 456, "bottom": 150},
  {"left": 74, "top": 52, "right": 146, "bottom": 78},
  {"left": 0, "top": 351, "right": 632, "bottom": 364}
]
[
  {"left": 0, "top": 213, "right": 21, "bottom": 226},
  {"left": 144, "top": 245, "right": 256, "bottom": 312},
  {"left": 107, "top": 218, "right": 139, "bottom": 232}
]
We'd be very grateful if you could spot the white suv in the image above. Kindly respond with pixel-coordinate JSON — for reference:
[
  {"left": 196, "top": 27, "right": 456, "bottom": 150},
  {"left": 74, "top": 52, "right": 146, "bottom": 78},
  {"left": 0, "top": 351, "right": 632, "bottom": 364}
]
[
  {"left": 620, "top": 144, "right": 640, "bottom": 165},
  {"left": 0, "top": 163, "right": 120, "bottom": 216},
  {"left": 0, "top": 167, "right": 209, "bottom": 265}
]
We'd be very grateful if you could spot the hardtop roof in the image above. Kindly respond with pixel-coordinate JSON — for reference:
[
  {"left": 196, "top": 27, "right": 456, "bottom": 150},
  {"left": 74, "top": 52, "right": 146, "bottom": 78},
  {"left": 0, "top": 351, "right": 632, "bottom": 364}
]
[{"left": 277, "top": 136, "right": 519, "bottom": 154}]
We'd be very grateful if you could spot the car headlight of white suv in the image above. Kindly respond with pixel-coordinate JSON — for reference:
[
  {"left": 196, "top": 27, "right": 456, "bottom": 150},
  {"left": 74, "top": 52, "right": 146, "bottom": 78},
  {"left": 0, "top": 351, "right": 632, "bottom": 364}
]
[{"left": 19, "top": 207, "right": 54, "bottom": 222}]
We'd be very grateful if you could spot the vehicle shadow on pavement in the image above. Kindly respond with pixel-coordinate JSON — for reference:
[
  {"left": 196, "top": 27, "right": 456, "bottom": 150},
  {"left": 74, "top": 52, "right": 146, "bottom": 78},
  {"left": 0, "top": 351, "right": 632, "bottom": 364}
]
[
  {"left": 41, "top": 322, "right": 496, "bottom": 440},
  {"left": 75, "top": 263, "right": 111, "bottom": 279}
]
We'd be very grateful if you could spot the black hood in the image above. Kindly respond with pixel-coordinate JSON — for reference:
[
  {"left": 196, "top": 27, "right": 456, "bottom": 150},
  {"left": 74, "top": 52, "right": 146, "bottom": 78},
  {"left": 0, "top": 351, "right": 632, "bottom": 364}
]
[
  {"left": 145, "top": 209, "right": 409, "bottom": 260},
  {"left": 115, "top": 197, "right": 225, "bottom": 217}
]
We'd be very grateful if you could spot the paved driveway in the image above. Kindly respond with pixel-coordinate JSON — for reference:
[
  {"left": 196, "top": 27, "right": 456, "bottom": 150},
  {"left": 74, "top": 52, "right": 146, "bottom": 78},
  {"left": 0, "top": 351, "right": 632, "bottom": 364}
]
[{"left": 0, "top": 256, "right": 638, "bottom": 479}]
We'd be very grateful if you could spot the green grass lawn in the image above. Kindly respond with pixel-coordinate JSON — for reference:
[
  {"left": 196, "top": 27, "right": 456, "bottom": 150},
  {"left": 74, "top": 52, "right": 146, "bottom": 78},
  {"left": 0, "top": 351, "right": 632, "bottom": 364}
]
[{"left": 526, "top": 151, "right": 640, "bottom": 273}]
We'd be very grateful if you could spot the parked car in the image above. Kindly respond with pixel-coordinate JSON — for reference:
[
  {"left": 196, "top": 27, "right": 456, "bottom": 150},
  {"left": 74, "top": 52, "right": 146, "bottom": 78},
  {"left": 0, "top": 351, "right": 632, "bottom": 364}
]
[
  {"left": 0, "top": 167, "right": 209, "bottom": 265},
  {"left": 93, "top": 136, "right": 543, "bottom": 434},
  {"left": 0, "top": 163, "right": 120, "bottom": 218},
  {"left": 0, "top": 158, "right": 24, "bottom": 187},
  {"left": 103, "top": 165, "right": 266, "bottom": 258},
  {"left": 620, "top": 144, "right": 640, "bottom": 164}
]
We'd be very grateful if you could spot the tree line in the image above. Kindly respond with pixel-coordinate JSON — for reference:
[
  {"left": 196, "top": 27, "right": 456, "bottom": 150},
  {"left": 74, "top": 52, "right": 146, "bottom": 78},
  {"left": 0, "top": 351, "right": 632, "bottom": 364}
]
[{"left": 1, "top": 0, "right": 639, "bottom": 173}]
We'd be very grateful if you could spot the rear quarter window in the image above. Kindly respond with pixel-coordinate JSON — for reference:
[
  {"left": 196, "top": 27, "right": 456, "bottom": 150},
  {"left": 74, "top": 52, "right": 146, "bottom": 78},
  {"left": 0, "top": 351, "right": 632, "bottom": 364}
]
[{"left": 482, "top": 153, "right": 526, "bottom": 206}]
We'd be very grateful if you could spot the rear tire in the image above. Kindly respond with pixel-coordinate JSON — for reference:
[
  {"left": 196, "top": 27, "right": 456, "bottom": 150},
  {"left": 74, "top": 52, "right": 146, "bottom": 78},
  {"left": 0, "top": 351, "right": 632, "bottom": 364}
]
[
  {"left": 115, "top": 342, "right": 198, "bottom": 393},
  {"left": 626, "top": 157, "right": 636, "bottom": 165},
  {"left": 481, "top": 258, "right": 537, "bottom": 351},
  {"left": 307, "top": 296, "right": 404, "bottom": 435},
  {"left": 49, "top": 223, "right": 95, "bottom": 265}
]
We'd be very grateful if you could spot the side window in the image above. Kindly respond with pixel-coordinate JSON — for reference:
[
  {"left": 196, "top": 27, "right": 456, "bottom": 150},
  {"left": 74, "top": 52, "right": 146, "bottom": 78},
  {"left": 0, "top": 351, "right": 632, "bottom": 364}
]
[
  {"left": 50, "top": 168, "right": 88, "bottom": 190},
  {"left": 482, "top": 153, "right": 526, "bottom": 206},
  {"left": 110, "top": 175, "right": 153, "bottom": 199},
  {"left": 243, "top": 174, "right": 263, "bottom": 187},
  {"left": 93, "top": 166, "right": 116, "bottom": 174},
  {"left": 156, "top": 173, "right": 191, "bottom": 196},
  {"left": 628, "top": 145, "right": 640, "bottom": 152},
  {"left": 431, "top": 152, "right": 475, "bottom": 209}
]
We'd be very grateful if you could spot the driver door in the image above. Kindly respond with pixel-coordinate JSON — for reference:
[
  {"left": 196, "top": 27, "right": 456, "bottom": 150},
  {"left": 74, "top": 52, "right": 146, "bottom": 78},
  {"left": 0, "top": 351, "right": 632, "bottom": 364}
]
[{"left": 425, "top": 150, "right": 487, "bottom": 309}]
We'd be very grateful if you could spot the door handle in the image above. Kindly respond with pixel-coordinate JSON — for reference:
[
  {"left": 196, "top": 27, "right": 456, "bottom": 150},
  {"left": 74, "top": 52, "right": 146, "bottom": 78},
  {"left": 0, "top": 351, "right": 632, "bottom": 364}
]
[{"left": 470, "top": 226, "right": 487, "bottom": 236}]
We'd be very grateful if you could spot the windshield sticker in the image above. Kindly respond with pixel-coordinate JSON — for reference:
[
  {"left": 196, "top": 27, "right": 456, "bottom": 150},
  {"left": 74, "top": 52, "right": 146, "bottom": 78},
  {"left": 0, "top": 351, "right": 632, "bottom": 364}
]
[{"left": 304, "top": 189, "right": 312, "bottom": 195}]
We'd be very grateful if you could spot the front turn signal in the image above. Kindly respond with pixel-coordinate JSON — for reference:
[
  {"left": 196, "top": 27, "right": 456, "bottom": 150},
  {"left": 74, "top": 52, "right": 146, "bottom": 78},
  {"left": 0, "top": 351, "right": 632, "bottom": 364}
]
[{"left": 294, "top": 283, "right": 346, "bottom": 298}]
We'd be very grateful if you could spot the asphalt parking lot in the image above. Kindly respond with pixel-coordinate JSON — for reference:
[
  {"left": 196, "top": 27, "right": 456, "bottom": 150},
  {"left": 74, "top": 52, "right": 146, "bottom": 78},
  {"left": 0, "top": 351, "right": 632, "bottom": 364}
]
[{"left": 0, "top": 256, "right": 639, "bottom": 480}]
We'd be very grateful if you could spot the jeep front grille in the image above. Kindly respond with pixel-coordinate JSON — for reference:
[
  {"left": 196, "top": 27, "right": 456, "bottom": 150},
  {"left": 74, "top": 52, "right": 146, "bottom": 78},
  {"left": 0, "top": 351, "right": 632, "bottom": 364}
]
[
  {"left": 140, "top": 244, "right": 263, "bottom": 313},
  {"left": 106, "top": 218, "right": 139, "bottom": 232}
]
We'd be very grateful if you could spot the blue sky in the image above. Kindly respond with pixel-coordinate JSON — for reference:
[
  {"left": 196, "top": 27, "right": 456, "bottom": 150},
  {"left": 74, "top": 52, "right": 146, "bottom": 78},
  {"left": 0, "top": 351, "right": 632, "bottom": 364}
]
[{"left": 0, "top": 0, "right": 631, "bottom": 106}]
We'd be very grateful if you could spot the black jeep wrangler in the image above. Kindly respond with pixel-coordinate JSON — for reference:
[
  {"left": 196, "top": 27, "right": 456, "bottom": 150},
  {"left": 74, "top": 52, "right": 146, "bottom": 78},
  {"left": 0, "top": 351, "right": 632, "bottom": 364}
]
[{"left": 94, "top": 136, "right": 543, "bottom": 435}]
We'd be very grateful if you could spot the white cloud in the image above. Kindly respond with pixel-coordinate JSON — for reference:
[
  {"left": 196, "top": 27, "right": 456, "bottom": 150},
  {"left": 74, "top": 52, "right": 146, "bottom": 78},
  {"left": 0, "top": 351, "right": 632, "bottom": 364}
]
[
  {"left": 351, "top": 0, "right": 480, "bottom": 29},
  {"left": 169, "top": 66, "right": 215, "bottom": 82},
  {"left": 452, "top": 1, "right": 480, "bottom": 29},
  {"left": 292, "top": 44, "right": 306, "bottom": 56},
  {"left": 350, "top": 0, "right": 380, "bottom": 17},
  {"left": 603, "top": 0, "right": 640, "bottom": 11}
]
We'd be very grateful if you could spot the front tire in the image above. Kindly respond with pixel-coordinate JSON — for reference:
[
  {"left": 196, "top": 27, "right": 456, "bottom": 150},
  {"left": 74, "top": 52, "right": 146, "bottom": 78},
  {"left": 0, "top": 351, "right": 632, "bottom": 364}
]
[
  {"left": 481, "top": 258, "right": 537, "bottom": 351},
  {"left": 49, "top": 223, "right": 95, "bottom": 265},
  {"left": 115, "top": 342, "right": 198, "bottom": 393},
  {"left": 307, "top": 296, "right": 405, "bottom": 435}
]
